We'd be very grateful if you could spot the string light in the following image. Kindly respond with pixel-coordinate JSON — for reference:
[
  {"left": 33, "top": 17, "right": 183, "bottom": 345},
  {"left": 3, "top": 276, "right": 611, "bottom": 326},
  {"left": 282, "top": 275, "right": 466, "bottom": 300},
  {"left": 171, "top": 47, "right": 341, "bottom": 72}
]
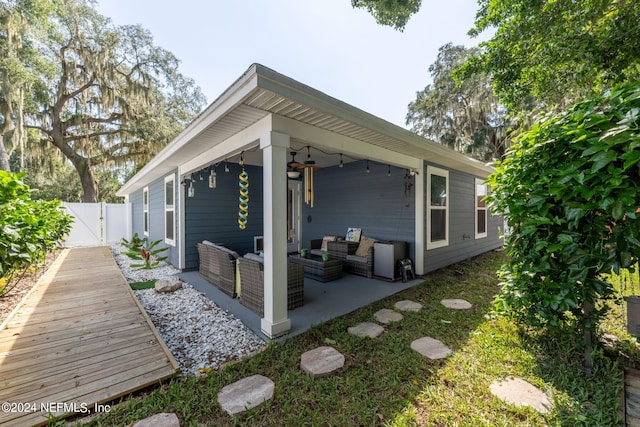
[
  {"left": 339, "top": 153, "right": 344, "bottom": 168},
  {"left": 366, "top": 160, "right": 370, "bottom": 173},
  {"left": 388, "top": 165, "right": 391, "bottom": 176},
  {"left": 209, "top": 167, "right": 217, "bottom": 188}
]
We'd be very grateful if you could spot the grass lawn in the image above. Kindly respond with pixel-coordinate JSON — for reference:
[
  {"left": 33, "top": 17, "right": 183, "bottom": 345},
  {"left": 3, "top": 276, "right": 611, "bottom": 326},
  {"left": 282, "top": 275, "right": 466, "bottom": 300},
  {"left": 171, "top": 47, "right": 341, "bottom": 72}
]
[{"left": 75, "top": 250, "right": 625, "bottom": 426}]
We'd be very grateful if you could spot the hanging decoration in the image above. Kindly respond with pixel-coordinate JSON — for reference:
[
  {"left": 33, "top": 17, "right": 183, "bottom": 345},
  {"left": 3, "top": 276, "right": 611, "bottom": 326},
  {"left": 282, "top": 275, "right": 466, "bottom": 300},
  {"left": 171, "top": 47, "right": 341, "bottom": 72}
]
[
  {"left": 238, "top": 156, "right": 249, "bottom": 230},
  {"left": 304, "top": 166, "right": 314, "bottom": 207}
]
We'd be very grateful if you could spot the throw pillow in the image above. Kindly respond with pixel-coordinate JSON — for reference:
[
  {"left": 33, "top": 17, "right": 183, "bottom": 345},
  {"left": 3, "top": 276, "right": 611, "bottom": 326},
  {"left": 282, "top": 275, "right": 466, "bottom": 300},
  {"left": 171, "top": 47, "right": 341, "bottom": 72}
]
[
  {"left": 321, "top": 235, "right": 337, "bottom": 251},
  {"left": 355, "top": 236, "right": 376, "bottom": 257}
]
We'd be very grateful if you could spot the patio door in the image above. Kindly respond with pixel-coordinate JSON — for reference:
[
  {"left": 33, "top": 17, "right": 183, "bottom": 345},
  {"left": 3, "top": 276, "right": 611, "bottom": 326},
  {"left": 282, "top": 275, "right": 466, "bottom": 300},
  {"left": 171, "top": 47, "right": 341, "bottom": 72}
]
[{"left": 287, "top": 180, "right": 301, "bottom": 253}]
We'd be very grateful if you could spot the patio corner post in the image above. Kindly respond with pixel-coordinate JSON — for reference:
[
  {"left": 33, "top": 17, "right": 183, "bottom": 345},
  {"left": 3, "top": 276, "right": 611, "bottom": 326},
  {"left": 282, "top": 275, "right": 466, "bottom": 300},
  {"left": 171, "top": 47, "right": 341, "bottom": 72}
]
[{"left": 260, "top": 131, "right": 292, "bottom": 338}]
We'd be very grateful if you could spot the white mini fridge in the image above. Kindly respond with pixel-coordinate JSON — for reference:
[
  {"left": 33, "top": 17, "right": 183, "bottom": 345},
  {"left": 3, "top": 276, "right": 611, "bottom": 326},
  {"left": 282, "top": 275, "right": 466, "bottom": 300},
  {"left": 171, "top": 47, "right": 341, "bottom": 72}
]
[{"left": 373, "top": 241, "right": 406, "bottom": 280}]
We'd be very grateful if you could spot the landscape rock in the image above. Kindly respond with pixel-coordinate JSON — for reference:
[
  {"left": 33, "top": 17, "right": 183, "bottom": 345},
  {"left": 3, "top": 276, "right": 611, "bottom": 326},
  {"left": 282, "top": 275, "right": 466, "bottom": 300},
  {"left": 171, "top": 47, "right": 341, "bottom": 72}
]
[
  {"left": 411, "top": 336, "right": 452, "bottom": 359},
  {"left": 394, "top": 300, "right": 423, "bottom": 312},
  {"left": 130, "top": 412, "right": 180, "bottom": 427},
  {"left": 440, "top": 299, "right": 472, "bottom": 309},
  {"left": 374, "top": 308, "right": 403, "bottom": 324},
  {"left": 155, "top": 278, "right": 183, "bottom": 293},
  {"left": 348, "top": 322, "right": 385, "bottom": 338},
  {"left": 217, "top": 374, "right": 275, "bottom": 415},
  {"left": 489, "top": 377, "right": 552, "bottom": 414},
  {"left": 300, "top": 346, "right": 345, "bottom": 377}
]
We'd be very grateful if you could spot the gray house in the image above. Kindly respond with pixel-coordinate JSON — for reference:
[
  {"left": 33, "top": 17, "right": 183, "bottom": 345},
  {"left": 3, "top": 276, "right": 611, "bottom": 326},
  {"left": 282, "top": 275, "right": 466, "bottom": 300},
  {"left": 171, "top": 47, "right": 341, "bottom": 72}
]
[{"left": 117, "top": 64, "right": 503, "bottom": 338}]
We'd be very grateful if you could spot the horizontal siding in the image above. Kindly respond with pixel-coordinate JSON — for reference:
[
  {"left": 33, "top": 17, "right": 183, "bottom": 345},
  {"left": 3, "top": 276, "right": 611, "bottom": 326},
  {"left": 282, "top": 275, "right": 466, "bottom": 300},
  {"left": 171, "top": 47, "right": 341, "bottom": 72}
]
[
  {"left": 184, "top": 164, "right": 263, "bottom": 270},
  {"left": 128, "top": 171, "right": 179, "bottom": 268},
  {"left": 423, "top": 162, "right": 503, "bottom": 273},
  {"left": 130, "top": 190, "right": 143, "bottom": 238},
  {"left": 302, "top": 160, "right": 416, "bottom": 259}
]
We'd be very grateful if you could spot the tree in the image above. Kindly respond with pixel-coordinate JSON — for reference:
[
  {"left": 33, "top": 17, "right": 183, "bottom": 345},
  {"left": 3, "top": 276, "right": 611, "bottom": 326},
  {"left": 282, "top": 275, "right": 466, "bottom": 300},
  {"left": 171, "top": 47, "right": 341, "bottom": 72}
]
[
  {"left": 351, "top": 0, "right": 421, "bottom": 30},
  {"left": 463, "top": 0, "right": 640, "bottom": 113},
  {"left": 406, "top": 43, "right": 511, "bottom": 161},
  {"left": 0, "top": 0, "right": 53, "bottom": 171},
  {"left": 486, "top": 81, "right": 640, "bottom": 374},
  {"left": 21, "top": 0, "right": 205, "bottom": 202}
]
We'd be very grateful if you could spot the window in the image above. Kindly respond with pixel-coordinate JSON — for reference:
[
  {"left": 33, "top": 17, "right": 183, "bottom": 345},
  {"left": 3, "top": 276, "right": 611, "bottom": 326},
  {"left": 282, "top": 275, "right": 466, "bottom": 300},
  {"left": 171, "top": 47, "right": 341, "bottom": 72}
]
[
  {"left": 143, "top": 186, "right": 149, "bottom": 236},
  {"left": 427, "top": 166, "right": 449, "bottom": 249},
  {"left": 475, "top": 178, "right": 488, "bottom": 239},
  {"left": 164, "top": 175, "right": 175, "bottom": 246}
]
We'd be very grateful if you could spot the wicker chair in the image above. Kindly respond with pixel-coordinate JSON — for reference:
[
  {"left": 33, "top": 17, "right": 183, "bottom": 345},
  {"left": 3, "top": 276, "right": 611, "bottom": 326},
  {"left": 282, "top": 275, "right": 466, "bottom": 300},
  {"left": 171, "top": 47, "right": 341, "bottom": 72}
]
[
  {"left": 237, "top": 257, "right": 304, "bottom": 316},
  {"left": 197, "top": 243, "right": 238, "bottom": 297}
]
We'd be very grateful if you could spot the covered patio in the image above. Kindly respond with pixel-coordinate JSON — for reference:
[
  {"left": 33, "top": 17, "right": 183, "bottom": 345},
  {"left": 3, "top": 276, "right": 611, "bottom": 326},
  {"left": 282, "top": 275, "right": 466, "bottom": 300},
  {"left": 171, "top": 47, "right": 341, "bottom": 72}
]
[{"left": 179, "top": 269, "right": 423, "bottom": 341}]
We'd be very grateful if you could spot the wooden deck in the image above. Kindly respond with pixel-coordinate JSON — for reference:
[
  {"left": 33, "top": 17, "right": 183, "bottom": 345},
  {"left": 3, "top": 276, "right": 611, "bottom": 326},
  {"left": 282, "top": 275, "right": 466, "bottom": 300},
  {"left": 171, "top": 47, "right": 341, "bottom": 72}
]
[{"left": 0, "top": 246, "right": 179, "bottom": 427}]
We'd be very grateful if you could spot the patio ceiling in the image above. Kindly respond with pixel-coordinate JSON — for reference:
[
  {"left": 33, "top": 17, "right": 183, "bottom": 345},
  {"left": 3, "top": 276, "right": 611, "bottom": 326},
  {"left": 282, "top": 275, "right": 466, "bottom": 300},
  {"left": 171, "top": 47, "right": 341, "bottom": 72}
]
[{"left": 117, "top": 64, "right": 493, "bottom": 197}]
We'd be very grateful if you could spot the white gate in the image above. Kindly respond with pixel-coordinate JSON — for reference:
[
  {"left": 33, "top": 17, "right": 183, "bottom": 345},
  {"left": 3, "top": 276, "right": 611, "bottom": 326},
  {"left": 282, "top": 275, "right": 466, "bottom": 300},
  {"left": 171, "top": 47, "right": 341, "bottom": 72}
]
[{"left": 62, "top": 202, "right": 130, "bottom": 247}]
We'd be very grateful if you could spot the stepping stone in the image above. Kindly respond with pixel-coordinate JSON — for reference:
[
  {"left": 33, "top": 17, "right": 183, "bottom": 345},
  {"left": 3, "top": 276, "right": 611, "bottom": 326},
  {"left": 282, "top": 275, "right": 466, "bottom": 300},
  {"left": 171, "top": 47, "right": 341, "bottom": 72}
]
[
  {"left": 395, "top": 300, "right": 423, "bottom": 312},
  {"left": 440, "top": 299, "right": 472, "bottom": 309},
  {"left": 489, "top": 377, "right": 552, "bottom": 414},
  {"left": 217, "top": 374, "right": 275, "bottom": 415},
  {"left": 374, "top": 308, "right": 403, "bottom": 324},
  {"left": 411, "top": 337, "right": 452, "bottom": 359},
  {"left": 132, "top": 413, "right": 180, "bottom": 427},
  {"left": 300, "top": 346, "right": 345, "bottom": 377},
  {"left": 348, "top": 322, "right": 385, "bottom": 338}
]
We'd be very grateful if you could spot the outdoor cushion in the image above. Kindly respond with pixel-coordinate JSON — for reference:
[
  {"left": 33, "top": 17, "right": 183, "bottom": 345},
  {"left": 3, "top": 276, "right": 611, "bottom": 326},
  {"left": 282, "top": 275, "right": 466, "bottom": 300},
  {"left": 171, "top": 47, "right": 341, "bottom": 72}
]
[
  {"left": 355, "top": 236, "right": 376, "bottom": 257},
  {"left": 244, "top": 253, "right": 264, "bottom": 264},
  {"left": 321, "top": 236, "right": 337, "bottom": 251},
  {"left": 217, "top": 245, "right": 240, "bottom": 259},
  {"left": 346, "top": 254, "right": 368, "bottom": 263}
]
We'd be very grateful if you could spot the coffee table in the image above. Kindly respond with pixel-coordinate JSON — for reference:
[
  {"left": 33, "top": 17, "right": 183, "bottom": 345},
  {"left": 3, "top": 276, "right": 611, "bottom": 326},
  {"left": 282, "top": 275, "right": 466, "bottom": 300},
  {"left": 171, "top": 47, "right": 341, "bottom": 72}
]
[{"left": 288, "top": 254, "right": 343, "bottom": 282}]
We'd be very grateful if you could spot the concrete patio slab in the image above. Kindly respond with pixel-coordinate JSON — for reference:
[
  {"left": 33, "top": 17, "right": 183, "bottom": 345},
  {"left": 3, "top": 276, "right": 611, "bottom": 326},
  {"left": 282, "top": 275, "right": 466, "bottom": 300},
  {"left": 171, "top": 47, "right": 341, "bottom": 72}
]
[
  {"left": 411, "top": 337, "right": 452, "bottom": 359},
  {"left": 395, "top": 300, "right": 423, "bottom": 312},
  {"left": 300, "top": 346, "right": 345, "bottom": 377},
  {"left": 489, "top": 377, "right": 552, "bottom": 414},
  {"left": 217, "top": 374, "right": 275, "bottom": 415},
  {"left": 440, "top": 299, "right": 472, "bottom": 309},
  {"left": 348, "top": 322, "right": 385, "bottom": 338},
  {"left": 374, "top": 308, "right": 403, "bottom": 324}
]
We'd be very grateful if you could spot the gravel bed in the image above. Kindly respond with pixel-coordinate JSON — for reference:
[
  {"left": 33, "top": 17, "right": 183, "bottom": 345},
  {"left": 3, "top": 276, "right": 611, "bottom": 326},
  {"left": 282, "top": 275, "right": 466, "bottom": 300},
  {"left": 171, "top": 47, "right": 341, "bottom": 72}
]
[{"left": 109, "top": 245, "right": 266, "bottom": 376}]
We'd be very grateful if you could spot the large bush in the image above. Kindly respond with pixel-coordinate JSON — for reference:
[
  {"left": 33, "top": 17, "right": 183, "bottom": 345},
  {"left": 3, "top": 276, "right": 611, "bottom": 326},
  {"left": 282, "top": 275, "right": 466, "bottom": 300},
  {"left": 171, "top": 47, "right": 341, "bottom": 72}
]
[
  {"left": 487, "top": 81, "right": 640, "bottom": 372},
  {"left": 0, "top": 171, "right": 73, "bottom": 295}
]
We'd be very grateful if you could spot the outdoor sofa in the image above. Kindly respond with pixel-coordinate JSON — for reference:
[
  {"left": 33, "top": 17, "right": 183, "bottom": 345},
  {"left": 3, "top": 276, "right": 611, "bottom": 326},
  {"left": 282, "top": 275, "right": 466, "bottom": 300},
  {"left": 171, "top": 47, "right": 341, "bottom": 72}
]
[{"left": 309, "top": 235, "right": 376, "bottom": 278}]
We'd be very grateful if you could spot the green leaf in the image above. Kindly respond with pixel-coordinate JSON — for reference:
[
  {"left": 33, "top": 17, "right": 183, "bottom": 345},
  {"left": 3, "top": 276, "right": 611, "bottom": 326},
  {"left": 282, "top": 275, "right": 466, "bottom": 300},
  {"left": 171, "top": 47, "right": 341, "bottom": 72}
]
[
  {"left": 590, "top": 150, "right": 618, "bottom": 172},
  {"left": 611, "top": 200, "right": 624, "bottom": 221}
]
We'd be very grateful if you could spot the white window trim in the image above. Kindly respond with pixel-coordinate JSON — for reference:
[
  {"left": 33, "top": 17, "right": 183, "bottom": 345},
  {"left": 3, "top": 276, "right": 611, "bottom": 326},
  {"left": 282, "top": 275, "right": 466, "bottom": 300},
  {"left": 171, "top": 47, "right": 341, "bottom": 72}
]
[
  {"left": 426, "top": 166, "right": 449, "bottom": 250},
  {"left": 164, "top": 174, "right": 176, "bottom": 246},
  {"left": 475, "top": 178, "right": 488, "bottom": 239},
  {"left": 143, "top": 186, "right": 149, "bottom": 236}
]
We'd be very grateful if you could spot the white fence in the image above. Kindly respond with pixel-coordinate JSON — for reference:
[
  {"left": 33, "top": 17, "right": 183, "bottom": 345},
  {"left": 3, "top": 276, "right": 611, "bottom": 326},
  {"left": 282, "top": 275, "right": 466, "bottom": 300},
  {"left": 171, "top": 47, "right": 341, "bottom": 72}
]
[{"left": 62, "top": 202, "right": 130, "bottom": 247}]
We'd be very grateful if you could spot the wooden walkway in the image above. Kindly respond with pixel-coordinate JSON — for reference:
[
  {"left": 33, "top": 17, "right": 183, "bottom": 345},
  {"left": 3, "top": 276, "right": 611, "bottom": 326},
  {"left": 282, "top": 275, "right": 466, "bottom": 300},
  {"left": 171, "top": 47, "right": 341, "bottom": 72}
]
[{"left": 0, "top": 246, "right": 179, "bottom": 427}]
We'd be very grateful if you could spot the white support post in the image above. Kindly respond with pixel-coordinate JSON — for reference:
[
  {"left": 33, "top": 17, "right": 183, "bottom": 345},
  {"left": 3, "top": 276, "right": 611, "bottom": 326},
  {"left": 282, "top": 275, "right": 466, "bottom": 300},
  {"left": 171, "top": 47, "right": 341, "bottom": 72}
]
[
  {"left": 260, "top": 131, "right": 291, "bottom": 338},
  {"left": 414, "top": 165, "right": 425, "bottom": 275}
]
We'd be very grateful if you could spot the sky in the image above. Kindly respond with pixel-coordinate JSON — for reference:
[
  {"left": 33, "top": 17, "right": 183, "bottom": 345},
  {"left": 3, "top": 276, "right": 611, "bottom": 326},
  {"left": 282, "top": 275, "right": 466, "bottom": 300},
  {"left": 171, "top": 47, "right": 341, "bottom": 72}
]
[{"left": 96, "top": 0, "right": 490, "bottom": 129}]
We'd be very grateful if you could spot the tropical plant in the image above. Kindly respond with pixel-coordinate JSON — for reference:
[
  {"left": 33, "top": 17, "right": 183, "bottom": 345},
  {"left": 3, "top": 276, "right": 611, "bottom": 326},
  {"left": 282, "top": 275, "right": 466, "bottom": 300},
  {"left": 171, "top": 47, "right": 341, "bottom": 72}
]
[
  {"left": 486, "top": 80, "right": 640, "bottom": 374},
  {"left": 0, "top": 170, "right": 73, "bottom": 296},
  {"left": 121, "top": 233, "right": 168, "bottom": 270}
]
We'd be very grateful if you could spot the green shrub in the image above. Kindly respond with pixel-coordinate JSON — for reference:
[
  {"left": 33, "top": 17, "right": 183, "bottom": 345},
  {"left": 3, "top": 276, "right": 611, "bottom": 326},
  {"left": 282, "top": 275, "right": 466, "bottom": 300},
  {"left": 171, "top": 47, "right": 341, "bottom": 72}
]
[{"left": 0, "top": 171, "right": 73, "bottom": 296}]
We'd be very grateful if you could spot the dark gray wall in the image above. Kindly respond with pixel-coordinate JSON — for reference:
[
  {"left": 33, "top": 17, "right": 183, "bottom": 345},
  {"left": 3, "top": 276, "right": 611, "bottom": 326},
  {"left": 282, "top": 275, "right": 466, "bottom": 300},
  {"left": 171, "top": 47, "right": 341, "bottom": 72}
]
[
  {"left": 422, "top": 161, "right": 503, "bottom": 273},
  {"left": 300, "top": 160, "right": 416, "bottom": 260},
  {"left": 184, "top": 164, "right": 264, "bottom": 270}
]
